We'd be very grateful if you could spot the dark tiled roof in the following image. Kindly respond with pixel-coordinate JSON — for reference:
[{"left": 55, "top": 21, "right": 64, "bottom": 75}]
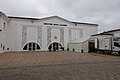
[
  {"left": 8, "top": 16, "right": 40, "bottom": 20},
  {"left": 92, "top": 33, "right": 113, "bottom": 36}
]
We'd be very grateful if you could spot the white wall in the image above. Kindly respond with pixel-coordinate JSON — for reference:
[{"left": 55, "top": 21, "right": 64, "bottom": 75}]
[
  {"left": 77, "top": 24, "right": 98, "bottom": 40},
  {"left": 42, "top": 26, "right": 47, "bottom": 50},
  {"left": 7, "top": 21, "right": 22, "bottom": 51},
  {"left": 64, "top": 27, "right": 69, "bottom": 50},
  {"left": 69, "top": 43, "right": 83, "bottom": 52},
  {"left": 0, "top": 17, "right": 8, "bottom": 53}
]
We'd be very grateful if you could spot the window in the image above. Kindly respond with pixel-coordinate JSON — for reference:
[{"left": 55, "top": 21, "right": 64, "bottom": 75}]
[
  {"left": 23, "top": 42, "right": 41, "bottom": 51},
  {"left": 59, "top": 24, "right": 67, "bottom": 26},
  {"left": 48, "top": 42, "right": 64, "bottom": 51},
  {"left": 44, "top": 23, "right": 52, "bottom": 25},
  {"left": 54, "top": 36, "right": 57, "bottom": 39},
  {"left": 44, "top": 23, "right": 67, "bottom": 26},
  {"left": 3, "top": 22, "right": 6, "bottom": 31},
  {"left": 114, "top": 42, "right": 120, "bottom": 47},
  {"left": 1, "top": 44, "right": 2, "bottom": 48},
  {"left": 3, "top": 46, "right": 5, "bottom": 50},
  {"left": 54, "top": 24, "right": 59, "bottom": 26},
  {"left": 71, "top": 29, "right": 79, "bottom": 40},
  {"left": 23, "top": 44, "right": 27, "bottom": 50},
  {"left": 79, "top": 29, "right": 83, "bottom": 38},
  {"left": 27, "top": 27, "right": 37, "bottom": 41},
  {"left": 37, "top": 44, "right": 41, "bottom": 50}
]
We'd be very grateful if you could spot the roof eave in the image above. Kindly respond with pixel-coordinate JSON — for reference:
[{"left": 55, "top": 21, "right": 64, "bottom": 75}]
[
  {"left": 72, "top": 22, "right": 99, "bottom": 26},
  {"left": 8, "top": 16, "right": 40, "bottom": 20}
]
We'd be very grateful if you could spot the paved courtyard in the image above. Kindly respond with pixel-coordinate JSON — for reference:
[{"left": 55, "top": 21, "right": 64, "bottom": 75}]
[{"left": 0, "top": 51, "right": 120, "bottom": 80}]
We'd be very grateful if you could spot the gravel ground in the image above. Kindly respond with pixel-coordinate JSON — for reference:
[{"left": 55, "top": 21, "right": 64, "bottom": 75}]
[{"left": 0, "top": 51, "right": 120, "bottom": 80}]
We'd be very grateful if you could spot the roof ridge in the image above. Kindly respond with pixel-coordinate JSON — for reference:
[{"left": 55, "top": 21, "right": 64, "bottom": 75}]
[{"left": 8, "top": 15, "right": 98, "bottom": 26}]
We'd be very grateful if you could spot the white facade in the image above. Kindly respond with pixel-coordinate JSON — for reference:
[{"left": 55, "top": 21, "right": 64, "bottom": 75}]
[
  {"left": 0, "top": 13, "right": 9, "bottom": 53},
  {"left": 0, "top": 12, "right": 98, "bottom": 53}
]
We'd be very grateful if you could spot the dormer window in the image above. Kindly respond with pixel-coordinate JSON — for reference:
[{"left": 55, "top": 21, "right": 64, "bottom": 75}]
[{"left": 3, "top": 22, "right": 6, "bottom": 31}]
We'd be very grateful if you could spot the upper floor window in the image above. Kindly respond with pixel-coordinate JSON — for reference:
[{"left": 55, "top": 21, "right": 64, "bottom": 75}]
[
  {"left": 1, "top": 44, "right": 2, "bottom": 48},
  {"left": 44, "top": 23, "right": 67, "bottom": 26},
  {"left": 3, "top": 22, "right": 6, "bottom": 31}
]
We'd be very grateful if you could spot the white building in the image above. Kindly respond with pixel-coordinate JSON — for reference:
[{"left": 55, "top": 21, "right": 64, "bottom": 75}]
[{"left": 0, "top": 11, "right": 98, "bottom": 53}]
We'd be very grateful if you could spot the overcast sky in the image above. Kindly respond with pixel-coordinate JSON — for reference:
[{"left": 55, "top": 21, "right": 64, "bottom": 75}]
[{"left": 0, "top": 0, "right": 120, "bottom": 33}]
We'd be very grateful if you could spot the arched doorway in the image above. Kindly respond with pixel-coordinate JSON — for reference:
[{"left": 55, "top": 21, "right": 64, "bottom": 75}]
[
  {"left": 23, "top": 42, "right": 41, "bottom": 51},
  {"left": 48, "top": 42, "right": 64, "bottom": 51}
]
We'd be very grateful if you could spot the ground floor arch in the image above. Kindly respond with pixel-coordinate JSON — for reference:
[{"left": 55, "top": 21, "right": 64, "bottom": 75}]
[
  {"left": 48, "top": 42, "right": 64, "bottom": 51},
  {"left": 23, "top": 42, "right": 41, "bottom": 51}
]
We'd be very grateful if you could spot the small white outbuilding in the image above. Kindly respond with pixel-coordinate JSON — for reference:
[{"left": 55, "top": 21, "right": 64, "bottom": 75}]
[{"left": 68, "top": 38, "right": 95, "bottom": 53}]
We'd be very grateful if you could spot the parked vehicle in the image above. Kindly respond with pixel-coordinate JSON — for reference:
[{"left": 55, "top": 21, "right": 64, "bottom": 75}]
[{"left": 95, "top": 37, "right": 120, "bottom": 54}]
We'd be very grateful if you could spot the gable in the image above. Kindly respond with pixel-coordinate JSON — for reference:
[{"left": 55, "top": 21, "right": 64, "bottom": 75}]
[
  {"left": 8, "top": 15, "right": 98, "bottom": 27},
  {"left": 39, "top": 16, "right": 74, "bottom": 26},
  {"left": 0, "top": 12, "right": 9, "bottom": 22}
]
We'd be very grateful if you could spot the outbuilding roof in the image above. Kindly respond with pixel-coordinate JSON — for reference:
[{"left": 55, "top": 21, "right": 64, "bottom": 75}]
[
  {"left": 92, "top": 33, "right": 114, "bottom": 36},
  {"left": 102, "top": 29, "right": 120, "bottom": 33},
  {"left": 92, "top": 29, "right": 120, "bottom": 36}
]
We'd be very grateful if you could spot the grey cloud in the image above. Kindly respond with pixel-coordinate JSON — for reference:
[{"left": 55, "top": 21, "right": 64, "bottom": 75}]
[{"left": 0, "top": 0, "right": 120, "bottom": 32}]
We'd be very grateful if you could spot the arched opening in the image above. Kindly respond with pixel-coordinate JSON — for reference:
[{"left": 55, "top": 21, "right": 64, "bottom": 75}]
[
  {"left": 48, "top": 42, "right": 64, "bottom": 51},
  {"left": 23, "top": 42, "right": 41, "bottom": 51}
]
